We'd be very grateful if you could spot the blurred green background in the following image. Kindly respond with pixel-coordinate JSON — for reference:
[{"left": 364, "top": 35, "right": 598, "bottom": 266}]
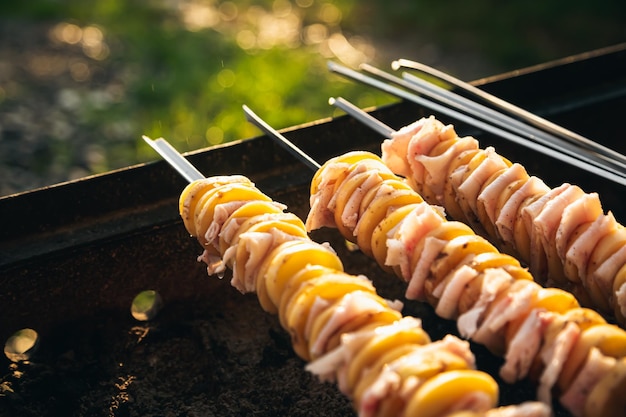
[{"left": 0, "top": 0, "right": 624, "bottom": 195}]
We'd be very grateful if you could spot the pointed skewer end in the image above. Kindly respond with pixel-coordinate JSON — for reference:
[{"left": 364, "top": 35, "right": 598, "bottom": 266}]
[
  {"left": 243, "top": 104, "right": 321, "bottom": 171},
  {"left": 328, "top": 96, "right": 396, "bottom": 138},
  {"left": 141, "top": 135, "right": 205, "bottom": 183}
]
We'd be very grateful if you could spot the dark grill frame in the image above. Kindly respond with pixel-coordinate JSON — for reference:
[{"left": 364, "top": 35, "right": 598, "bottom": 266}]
[{"left": 1, "top": 44, "right": 625, "bottom": 417}]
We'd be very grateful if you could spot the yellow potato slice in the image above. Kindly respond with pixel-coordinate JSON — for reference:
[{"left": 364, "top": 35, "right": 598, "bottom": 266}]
[
  {"left": 469, "top": 252, "right": 533, "bottom": 282},
  {"left": 284, "top": 273, "right": 376, "bottom": 360},
  {"left": 231, "top": 221, "right": 308, "bottom": 313},
  {"left": 218, "top": 200, "right": 286, "bottom": 254},
  {"left": 310, "top": 151, "right": 376, "bottom": 195},
  {"left": 584, "top": 272, "right": 612, "bottom": 315},
  {"left": 444, "top": 149, "right": 480, "bottom": 223},
  {"left": 353, "top": 343, "right": 473, "bottom": 412},
  {"left": 404, "top": 369, "right": 499, "bottom": 417},
  {"left": 306, "top": 291, "right": 398, "bottom": 359},
  {"left": 278, "top": 265, "right": 338, "bottom": 329},
  {"left": 584, "top": 357, "right": 626, "bottom": 417},
  {"left": 454, "top": 150, "right": 492, "bottom": 231},
  {"left": 322, "top": 308, "right": 403, "bottom": 364},
  {"left": 428, "top": 234, "right": 498, "bottom": 294},
  {"left": 355, "top": 181, "right": 423, "bottom": 257},
  {"left": 179, "top": 176, "right": 252, "bottom": 235},
  {"left": 533, "top": 287, "right": 580, "bottom": 314},
  {"left": 370, "top": 203, "right": 422, "bottom": 274},
  {"left": 561, "top": 307, "right": 606, "bottom": 330},
  {"left": 346, "top": 322, "right": 431, "bottom": 394},
  {"left": 613, "top": 264, "right": 626, "bottom": 324},
  {"left": 408, "top": 221, "right": 474, "bottom": 278},
  {"left": 585, "top": 226, "right": 626, "bottom": 290},
  {"left": 558, "top": 323, "right": 626, "bottom": 392},
  {"left": 560, "top": 221, "right": 591, "bottom": 283},
  {"left": 475, "top": 167, "right": 508, "bottom": 242},
  {"left": 195, "top": 183, "right": 271, "bottom": 246},
  {"left": 333, "top": 169, "right": 394, "bottom": 240},
  {"left": 262, "top": 239, "right": 343, "bottom": 309},
  {"left": 511, "top": 193, "right": 542, "bottom": 263}
]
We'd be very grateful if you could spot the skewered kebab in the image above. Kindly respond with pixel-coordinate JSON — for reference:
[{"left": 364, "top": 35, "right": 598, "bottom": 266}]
[
  {"left": 326, "top": 60, "right": 626, "bottom": 324},
  {"left": 180, "top": 175, "right": 550, "bottom": 417},
  {"left": 326, "top": 61, "right": 626, "bottom": 188},
  {"left": 239, "top": 106, "right": 624, "bottom": 416},
  {"left": 327, "top": 95, "right": 626, "bottom": 326},
  {"left": 378, "top": 114, "right": 626, "bottom": 325},
  {"left": 305, "top": 149, "right": 626, "bottom": 417},
  {"left": 145, "top": 137, "right": 549, "bottom": 417}
]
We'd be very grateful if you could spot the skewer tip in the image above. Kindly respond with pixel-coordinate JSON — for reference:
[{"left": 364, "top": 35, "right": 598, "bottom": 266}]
[
  {"left": 242, "top": 104, "right": 253, "bottom": 121},
  {"left": 242, "top": 104, "right": 322, "bottom": 171},
  {"left": 242, "top": 105, "right": 267, "bottom": 129}
]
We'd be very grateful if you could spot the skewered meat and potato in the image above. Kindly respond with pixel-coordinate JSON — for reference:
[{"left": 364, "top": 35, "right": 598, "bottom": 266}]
[
  {"left": 306, "top": 150, "right": 626, "bottom": 417},
  {"left": 179, "top": 175, "right": 549, "bottom": 417},
  {"left": 379, "top": 116, "right": 626, "bottom": 324}
]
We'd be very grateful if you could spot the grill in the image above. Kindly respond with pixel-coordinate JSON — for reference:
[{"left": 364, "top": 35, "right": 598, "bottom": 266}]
[{"left": 1, "top": 44, "right": 625, "bottom": 416}]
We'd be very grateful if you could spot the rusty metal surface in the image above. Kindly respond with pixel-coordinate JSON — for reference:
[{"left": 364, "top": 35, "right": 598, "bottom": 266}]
[{"left": 1, "top": 45, "right": 625, "bottom": 416}]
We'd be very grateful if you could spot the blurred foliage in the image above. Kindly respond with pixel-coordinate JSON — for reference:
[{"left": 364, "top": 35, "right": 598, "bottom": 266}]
[
  {"left": 0, "top": 0, "right": 391, "bottom": 180},
  {"left": 0, "top": 0, "right": 624, "bottom": 193}
]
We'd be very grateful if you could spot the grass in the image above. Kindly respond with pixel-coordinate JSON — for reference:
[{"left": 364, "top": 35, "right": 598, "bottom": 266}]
[{"left": 0, "top": 0, "right": 624, "bottom": 191}]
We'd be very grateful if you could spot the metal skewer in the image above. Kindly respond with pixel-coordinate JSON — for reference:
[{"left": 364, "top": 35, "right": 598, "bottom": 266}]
[
  {"left": 327, "top": 61, "right": 626, "bottom": 187},
  {"left": 142, "top": 135, "right": 205, "bottom": 182},
  {"left": 400, "top": 71, "right": 626, "bottom": 172},
  {"left": 242, "top": 105, "right": 321, "bottom": 171},
  {"left": 329, "top": 97, "right": 395, "bottom": 137},
  {"left": 360, "top": 63, "right": 626, "bottom": 175},
  {"left": 359, "top": 63, "right": 626, "bottom": 178},
  {"left": 392, "top": 58, "right": 626, "bottom": 167}
]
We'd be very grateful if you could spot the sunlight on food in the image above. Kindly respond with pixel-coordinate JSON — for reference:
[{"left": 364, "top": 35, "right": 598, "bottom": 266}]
[{"left": 4, "top": 328, "right": 39, "bottom": 362}]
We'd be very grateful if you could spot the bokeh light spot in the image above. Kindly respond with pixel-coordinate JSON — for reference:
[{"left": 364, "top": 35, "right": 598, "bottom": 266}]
[
  {"left": 217, "top": 68, "right": 236, "bottom": 88},
  {"left": 206, "top": 126, "right": 224, "bottom": 145},
  {"left": 236, "top": 29, "right": 257, "bottom": 50}
]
